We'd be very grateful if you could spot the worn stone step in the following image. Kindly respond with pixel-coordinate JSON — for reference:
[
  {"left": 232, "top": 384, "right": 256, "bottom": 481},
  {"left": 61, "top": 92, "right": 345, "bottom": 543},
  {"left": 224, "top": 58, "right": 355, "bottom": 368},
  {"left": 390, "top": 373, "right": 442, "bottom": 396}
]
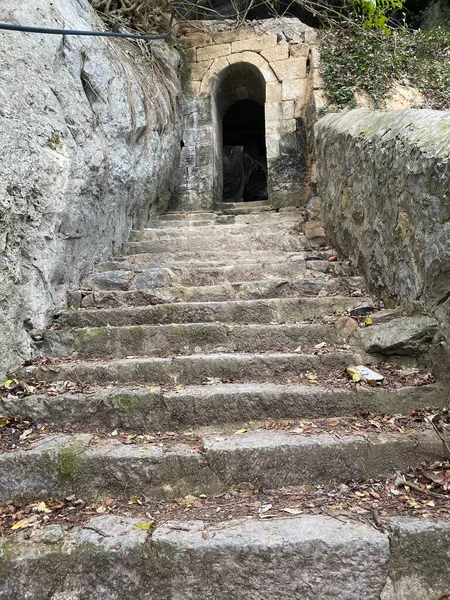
[
  {"left": 129, "top": 220, "right": 300, "bottom": 241},
  {"left": 113, "top": 250, "right": 307, "bottom": 265},
  {"left": 56, "top": 296, "right": 370, "bottom": 328},
  {"left": 156, "top": 211, "right": 218, "bottom": 221},
  {"left": 122, "top": 232, "right": 307, "bottom": 254},
  {"left": 150, "top": 210, "right": 300, "bottom": 228},
  {"left": 218, "top": 200, "right": 271, "bottom": 209},
  {"left": 220, "top": 206, "right": 273, "bottom": 215},
  {"left": 1, "top": 383, "right": 445, "bottom": 433},
  {"left": 85, "top": 259, "right": 350, "bottom": 291},
  {"left": 13, "top": 351, "right": 355, "bottom": 386},
  {"left": 2, "top": 513, "right": 449, "bottom": 600},
  {"left": 0, "top": 428, "right": 442, "bottom": 504},
  {"left": 42, "top": 323, "right": 343, "bottom": 360},
  {"left": 76, "top": 276, "right": 365, "bottom": 307}
]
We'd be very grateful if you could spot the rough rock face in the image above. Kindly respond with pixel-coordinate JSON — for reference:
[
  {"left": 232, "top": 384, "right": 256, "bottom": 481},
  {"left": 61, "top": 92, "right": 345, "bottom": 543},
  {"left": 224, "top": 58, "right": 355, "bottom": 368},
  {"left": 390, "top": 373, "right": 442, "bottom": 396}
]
[{"left": 0, "top": 0, "right": 183, "bottom": 377}]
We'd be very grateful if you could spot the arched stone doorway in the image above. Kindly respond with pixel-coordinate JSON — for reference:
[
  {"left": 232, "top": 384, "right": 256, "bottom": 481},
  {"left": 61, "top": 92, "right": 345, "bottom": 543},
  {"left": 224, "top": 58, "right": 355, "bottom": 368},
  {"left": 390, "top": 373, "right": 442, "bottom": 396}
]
[
  {"left": 215, "top": 62, "right": 268, "bottom": 203},
  {"left": 172, "top": 22, "right": 315, "bottom": 212}
]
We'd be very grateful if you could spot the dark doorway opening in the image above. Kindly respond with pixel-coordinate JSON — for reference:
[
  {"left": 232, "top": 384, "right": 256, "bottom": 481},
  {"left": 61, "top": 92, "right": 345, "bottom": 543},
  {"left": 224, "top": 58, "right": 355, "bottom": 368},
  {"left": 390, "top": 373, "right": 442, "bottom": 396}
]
[{"left": 222, "top": 99, "right": 268, "bottom": 202}]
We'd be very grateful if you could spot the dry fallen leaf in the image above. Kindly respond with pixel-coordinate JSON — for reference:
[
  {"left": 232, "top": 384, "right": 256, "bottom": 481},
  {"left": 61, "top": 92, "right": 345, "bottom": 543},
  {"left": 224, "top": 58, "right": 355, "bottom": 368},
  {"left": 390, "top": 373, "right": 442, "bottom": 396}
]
[
  {"left": 34, "top": 501, "right": 51, "bottom": 514},
  {"left": 282, "top": 508, "right": 303, "bottom": 515},
  {"left": 135, "top": 521, "right": 155, "bottom": 530},
  {"left": 128, "top": 496, "right": 142, "bottom": 505},
  {"left": 11, "top": 519, "right": 29, "bottom": 530}
]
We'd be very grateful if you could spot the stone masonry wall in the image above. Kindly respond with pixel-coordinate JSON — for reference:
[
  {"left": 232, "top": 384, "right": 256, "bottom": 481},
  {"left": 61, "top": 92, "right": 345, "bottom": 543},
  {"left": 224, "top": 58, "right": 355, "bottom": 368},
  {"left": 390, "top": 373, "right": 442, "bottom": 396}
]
[
  {"left": 314, "top": 108, "right": 450, "bottom": 369},
  {"left": 0, "top": 0, "right": 183, "bottom": 377},
  {"left": 171, "top": 18, "right": 321, "bottom": 211}
]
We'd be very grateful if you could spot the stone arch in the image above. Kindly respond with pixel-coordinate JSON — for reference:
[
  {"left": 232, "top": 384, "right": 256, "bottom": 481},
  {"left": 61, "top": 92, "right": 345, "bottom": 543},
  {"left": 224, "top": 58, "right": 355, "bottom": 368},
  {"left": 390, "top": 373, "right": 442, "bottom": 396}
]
[{"left": 201, "top": 54, "right": 283, "bottom": 205}]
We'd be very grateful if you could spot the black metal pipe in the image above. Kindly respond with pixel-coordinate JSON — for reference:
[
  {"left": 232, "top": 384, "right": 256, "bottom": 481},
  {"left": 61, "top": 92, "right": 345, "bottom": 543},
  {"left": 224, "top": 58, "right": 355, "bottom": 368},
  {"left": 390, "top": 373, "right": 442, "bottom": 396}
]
[{"left": 0, "top": 12, "right": 176, "bottom": 40}]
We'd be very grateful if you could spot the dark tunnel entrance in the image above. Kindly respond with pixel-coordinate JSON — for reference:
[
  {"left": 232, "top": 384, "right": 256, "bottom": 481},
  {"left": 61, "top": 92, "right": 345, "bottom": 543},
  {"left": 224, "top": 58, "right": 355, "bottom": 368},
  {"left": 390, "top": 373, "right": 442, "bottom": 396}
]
[{"left": 222, "top": 99, "right": 268, "bottom": 203}]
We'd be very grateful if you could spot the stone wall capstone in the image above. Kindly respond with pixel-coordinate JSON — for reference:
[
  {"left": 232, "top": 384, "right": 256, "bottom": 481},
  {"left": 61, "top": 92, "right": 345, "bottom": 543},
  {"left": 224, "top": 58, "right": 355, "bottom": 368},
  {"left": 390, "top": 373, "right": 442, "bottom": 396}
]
[{"left": 0, "top": 0, "right": 183, "bottom": 377}]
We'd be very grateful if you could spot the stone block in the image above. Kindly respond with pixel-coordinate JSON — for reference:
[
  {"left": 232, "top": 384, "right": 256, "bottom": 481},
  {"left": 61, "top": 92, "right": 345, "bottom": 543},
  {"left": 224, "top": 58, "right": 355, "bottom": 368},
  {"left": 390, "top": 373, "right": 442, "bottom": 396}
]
[
  {"left": 227, "top": 51, "right": 246, "bottom": 65},
  {"left": 281, "top": 118, "right": 297, "bottom": 134},
  {"left": 234, "top": 50, "right": 264, "bottom": 67},
  {"left": 200, "top": 70, "right": 219, "bottom": 93},
  {"left": 197, "top": 43, "right": 231, "bottom": 62},
  {"left": 289, "top": 43, "right": 309, "bottom": 58},
  {"left": 271, "top": 57, "right": 307, "bottom": 81},
  {"left": 210, "top": 56, "right": 230, "bottom": 75},
  {"left": 260, "top": 43, "right": 289, "bottom": 63},
  {"left": 265, "top": 121, "right": 281, "bottom": 136},
  {"left": 312, "top": 67, "right": 324, "bottom": 90},
  {"left": 182, "top": 33, "right": 212, "bottom": 48},
  {"left": 266, "top": 135, "right": 280, "bottom": 159},
  {"left": 188, "top": 81, "right": 201, "bottom": 95},
  {"left": 282, "top": 78, "right": 307, "bottom": 101},
  {"left": 258, "top": 64, "right": 278, "bottom": 83},
  {"left": 231, "top": 33, "right": 277, "bottom": 54},
  {"left": 357, "top": 316, "right": 438, "bottom": 356},
  {"left": 213, "top": 28, "right": 253, "bottom": 45},
  {"left": 265, "top": 81, "right": 282, "bottom": 103},
  {"left": 265, "top": 102, "right": 283, "bottom": 122},
  {"left": 294, "top": 97, "right": 305, "bottom": 117},
  {"left": 153, "top": 516, "right": 389, "bottom": 600},
  {"left": 282, "top": 100, "right": 295, "bottom": 120},
  {"left": 311, "top": 46, "right": 321, "bottom": 69},
  {"left": 190, "top": 60, "right": 213, "bottom": 82},
  {"left": 313, "top": 88, "right": 327, "bottom": 112}
]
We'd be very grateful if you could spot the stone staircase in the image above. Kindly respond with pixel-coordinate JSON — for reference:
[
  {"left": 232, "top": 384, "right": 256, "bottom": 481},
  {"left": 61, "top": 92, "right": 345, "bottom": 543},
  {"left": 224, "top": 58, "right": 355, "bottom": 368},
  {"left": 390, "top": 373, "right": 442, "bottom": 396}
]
[{"left": 1, "top": 202, "right": 449, "bottom": 599}]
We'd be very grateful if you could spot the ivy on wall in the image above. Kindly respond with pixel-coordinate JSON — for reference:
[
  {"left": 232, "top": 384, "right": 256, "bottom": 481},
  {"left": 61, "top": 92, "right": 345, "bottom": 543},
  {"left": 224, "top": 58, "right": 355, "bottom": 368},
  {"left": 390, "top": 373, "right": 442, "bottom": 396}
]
[{"left": 320, "top": 25, "right": 450, "bottom": 110}]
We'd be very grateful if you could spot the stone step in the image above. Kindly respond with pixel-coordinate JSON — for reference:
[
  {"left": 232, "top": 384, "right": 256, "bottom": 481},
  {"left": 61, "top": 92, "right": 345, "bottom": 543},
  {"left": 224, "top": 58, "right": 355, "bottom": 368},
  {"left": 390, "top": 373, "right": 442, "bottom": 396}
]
[
  {"left": 150, "top": 210, "right": 300, "bottom": 228},
  {"left": 122, "top": 232, "right": 307, "bottom": 254},
  {"left": 110, "top": 250, "right": 308, "bottom": 265},
  {"left": 220, "top": 206, "right": 273, "bottom": 215},
  {"left": 2, "top": 513, "right": 449, "bottom": 600},
  {"left": 86, "top": 258, "right": 349, "bottom": 289},
  {"left": 156, "top": 211, "right": 218, "bottom": 221},
  {"left": 55, "top": 296, "right": 370, "bottom": 328},
  {"left": 1, "top": 383, "right": 444, "bottom": 433},
  {"left": 42, "top": 323, "right": 343, "bottom": 360},
  {"left": 129, "top": 219, "right": 300, "bottom": 241},
  {"left": 13, "top": 351, "right": 355, "bottom": 386},
  {"left": 76, "top": 276, "right": 365, "bottom": 307},
  {"left": 218, "top": 200, "right": 271, "bottom": 209},
  {"left": 0, "top": 428, "right": 441, "bottom": 503}
]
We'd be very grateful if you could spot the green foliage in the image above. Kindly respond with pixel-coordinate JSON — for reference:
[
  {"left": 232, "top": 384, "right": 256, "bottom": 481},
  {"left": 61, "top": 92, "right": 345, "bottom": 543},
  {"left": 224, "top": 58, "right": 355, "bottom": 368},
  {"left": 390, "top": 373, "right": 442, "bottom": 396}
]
[
  {"left": 353, "top": 0, "right": 404, "bottom": 32},
  {"left": 320, "top": 25, "right": 450, "bottom": 110}
]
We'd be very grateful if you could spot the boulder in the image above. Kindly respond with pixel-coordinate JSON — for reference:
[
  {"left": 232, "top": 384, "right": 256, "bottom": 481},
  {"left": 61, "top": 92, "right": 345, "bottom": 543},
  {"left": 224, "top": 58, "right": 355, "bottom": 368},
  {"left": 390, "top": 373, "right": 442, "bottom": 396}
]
[{"left": 358, "top": 316, "right": 438, "bottom": 356}]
